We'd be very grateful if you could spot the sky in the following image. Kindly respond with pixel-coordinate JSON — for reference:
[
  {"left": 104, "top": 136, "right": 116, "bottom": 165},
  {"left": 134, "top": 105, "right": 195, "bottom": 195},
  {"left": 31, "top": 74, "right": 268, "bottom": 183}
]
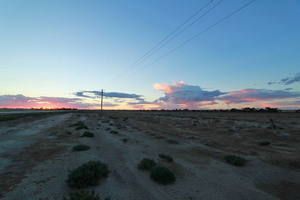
[{"left": 0, "top": 0, "right": 300, "bottom": 110}]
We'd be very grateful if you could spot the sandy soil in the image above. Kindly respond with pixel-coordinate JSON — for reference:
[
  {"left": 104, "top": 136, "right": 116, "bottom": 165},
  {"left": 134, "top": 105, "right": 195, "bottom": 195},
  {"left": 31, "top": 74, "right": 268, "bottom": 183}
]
[{"left": 0, "top": 111, "right": 299, "bottom": 200}]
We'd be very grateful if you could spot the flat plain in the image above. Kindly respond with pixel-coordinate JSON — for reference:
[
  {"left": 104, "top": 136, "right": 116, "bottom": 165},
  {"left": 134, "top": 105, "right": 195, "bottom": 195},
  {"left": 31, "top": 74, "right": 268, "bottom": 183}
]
[{"left": 0, "top": 110, "right": 299, "bottom": 200}]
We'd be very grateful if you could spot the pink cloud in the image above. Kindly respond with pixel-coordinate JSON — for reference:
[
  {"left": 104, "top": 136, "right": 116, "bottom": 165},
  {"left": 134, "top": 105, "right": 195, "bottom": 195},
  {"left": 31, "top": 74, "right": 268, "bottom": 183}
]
[
  {"left": 0, "top": 94, "right": 118, "bottom": 109},
  {"left": 153, "top": 81, "right": 224, "bottom": 109},
  {"left": 154, "top": 81, "right": 186, "bottom": 94},
  {"left": 218, "top": 89, "right": 300, "bottom": 104}
]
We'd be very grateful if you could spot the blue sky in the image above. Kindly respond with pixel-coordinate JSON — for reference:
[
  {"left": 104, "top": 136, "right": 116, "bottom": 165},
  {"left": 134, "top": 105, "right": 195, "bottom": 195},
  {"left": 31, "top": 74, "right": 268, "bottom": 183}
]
[{"left": 0, "top": 0, "right": 299, "bottom": 109}]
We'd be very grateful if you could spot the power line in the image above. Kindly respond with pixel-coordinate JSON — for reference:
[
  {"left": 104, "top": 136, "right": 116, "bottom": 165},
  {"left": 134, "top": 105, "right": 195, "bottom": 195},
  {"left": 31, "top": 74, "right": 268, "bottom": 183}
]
[
  {"left": 105, "top": 0, "right": 214, "bottom": 87},
  {"left": 116, "top": 0, "right": 256, "bottom": 84},
  {"left": 123, "top": 0, "right": 223, "bottom": 76}
]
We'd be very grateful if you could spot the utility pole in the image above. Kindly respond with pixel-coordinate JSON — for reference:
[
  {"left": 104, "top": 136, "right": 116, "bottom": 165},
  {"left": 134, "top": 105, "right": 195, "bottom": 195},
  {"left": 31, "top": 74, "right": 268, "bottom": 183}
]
[{"left": 100, "top": 89, "right": 104, "bottom": 111}]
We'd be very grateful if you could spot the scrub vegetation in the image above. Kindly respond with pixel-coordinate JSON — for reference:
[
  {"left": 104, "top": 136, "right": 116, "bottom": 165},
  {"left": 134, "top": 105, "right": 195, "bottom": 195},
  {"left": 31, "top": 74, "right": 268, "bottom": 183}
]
[
  {"left": 70, "top": 121, "right": 89, "bottom": 130},
  {"left": 224, "top": 155, "right": 247, "bottom": 166},
  {"left": 81, "top": 131, "right": 94, "bottom": 137},
  {"left": 63, "top": 190, "right": 111, "bottom": 200},
  {"left": 159, "top": 154, "right": 173, "bottom": 162},
  {"left": 66, "top": 161, "right": 110, "bottom": 189},
  {"left": 150, "top": 166, "right": 176, "bottom": 185},
  {"left": 72, "top": 144, "right": 90, "bottom": 151},
  {"left": 137, "top": 158, "right": 157, "bottom": 170}
]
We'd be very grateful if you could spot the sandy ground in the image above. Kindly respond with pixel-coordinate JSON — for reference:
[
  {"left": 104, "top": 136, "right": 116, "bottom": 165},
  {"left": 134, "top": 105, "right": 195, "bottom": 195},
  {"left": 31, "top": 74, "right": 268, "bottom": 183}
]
[{"left": 0, "top": 111, "right": 299, "bottom": 200}]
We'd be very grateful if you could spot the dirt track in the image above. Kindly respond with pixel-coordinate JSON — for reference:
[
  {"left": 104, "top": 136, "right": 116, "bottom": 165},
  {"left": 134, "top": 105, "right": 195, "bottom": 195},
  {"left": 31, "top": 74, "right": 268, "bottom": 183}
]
[{"left": 0, "top": 111, "right": 299, "bottom": 200}]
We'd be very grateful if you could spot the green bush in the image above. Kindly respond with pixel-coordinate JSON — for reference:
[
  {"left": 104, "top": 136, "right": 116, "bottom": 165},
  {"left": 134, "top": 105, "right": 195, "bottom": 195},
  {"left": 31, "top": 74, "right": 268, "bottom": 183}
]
[
  {"left": 110, "top": 130, "right": 118, "bottom": 134},
  {"left": 137, "top": 158, "right": 157, "bottom": 170},
  {"left": 66, "top": 161, "right": 110, "bottom": 189},
  {"left": 105, "top": 128, "right": 111, "bottom": 131},
  {"left": 150, "top": 166, "right": 176, "bottom": 184},
  {"left": 122, "top": 138, "right": 128, "bottom": 143},
  {"left": 224, "top": 155, "right": 246, "bottom": 166},
  {"left": 81, "top": 131, "right": 94, "bottom": 137},
  {"left": 76, "top": 125, "right": 89, "bottom": 130},
  {"left": 71, "top": 121, "right": 89, "bottom": 130},
  {"left": 259, "top": 141, "right": 271, "bottom": 146},
  {"left": 66, "top": 131, "right": 72, "bottom": 135},
  {"left": 63, "top": 190, "right": 111, "bottom": 200},
  {"left": 159, "top": 154, "right": 173, "bottom": 162},
  {"left": 72, "top": 144, "right": 90, "bottom": 151},
  {"left": 73, "top": 121, "right": 85, "bottom": 127}
]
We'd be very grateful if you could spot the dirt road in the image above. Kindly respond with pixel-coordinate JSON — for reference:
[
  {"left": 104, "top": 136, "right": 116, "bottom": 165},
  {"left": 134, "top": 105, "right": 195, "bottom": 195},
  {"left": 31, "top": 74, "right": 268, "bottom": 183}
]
[{"left": 1, "top": 111, "right": 299, "bottom": 199}]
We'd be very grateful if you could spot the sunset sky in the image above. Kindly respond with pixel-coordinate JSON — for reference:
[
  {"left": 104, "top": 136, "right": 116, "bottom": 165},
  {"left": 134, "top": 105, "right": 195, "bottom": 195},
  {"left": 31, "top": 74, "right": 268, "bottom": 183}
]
[{"left": 1, "top": 0, "right": 299, "bottom": 110}]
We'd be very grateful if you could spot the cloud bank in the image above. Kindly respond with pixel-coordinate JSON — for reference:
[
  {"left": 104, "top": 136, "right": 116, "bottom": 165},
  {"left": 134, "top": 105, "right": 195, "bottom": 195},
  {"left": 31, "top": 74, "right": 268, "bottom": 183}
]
[
  {"left": 150, "top": 81, "right": 300, "bottom": 109},
  {"left": 1, "top": 82, "right": 299, "bottom": 110},
  {"left": 0, "top": 94, "right": 117, "bottom": 109},
  {"left": 218, "top": 89, "right": 300, "bottom": 104}
]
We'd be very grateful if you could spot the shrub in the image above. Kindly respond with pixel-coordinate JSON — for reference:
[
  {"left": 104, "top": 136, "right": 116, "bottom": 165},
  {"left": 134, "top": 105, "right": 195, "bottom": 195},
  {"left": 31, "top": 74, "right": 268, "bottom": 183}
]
[
  {"left": 81, "top": 131, "right": 94, "bottom": 137},
  {"left": 224, "top": 155, "right": 246, "bottom": 166},
  {"left": 150, "top": 166, "right": 176, "bottom": 184},
  {"left": 165, "top": 139, "right": 179, "bottom": 144},
  {"left": 66, "top": 131, "right": 72, "bottom": 135},
  {"left": 76, "top": 125, "right": 89, "bottom": 130},
  {"left": 110, "top": 130, "right": 118, "bottom": 134},
  {"left": 122, "top": 138, "right": 128, "bottom": 143},
  {"left": 63, "top": 190, "right": 111, "bottom": 200},
  {"left": 72, "top": 144, "right": 90, "bottom": 151},
  {"left": 71, "top": 121, "right": 89, "bottom": 130},
  {"left": 70, "top": 121, "right": 83, "bottom": 127},
  {"left": 66, "top": 161, "right": 110, "bottom": 189},
  {"left": 159, "top": 154, "right": 173, "bottom": 162},
  {"left": 259, "top": 141, "right": 271, "bottom": 146},
  {"left": 105, "top": 128, "right": 111, "bottom": 131},
  {"left": 137, "top": 158, "right": 157, "bottom": 170}
]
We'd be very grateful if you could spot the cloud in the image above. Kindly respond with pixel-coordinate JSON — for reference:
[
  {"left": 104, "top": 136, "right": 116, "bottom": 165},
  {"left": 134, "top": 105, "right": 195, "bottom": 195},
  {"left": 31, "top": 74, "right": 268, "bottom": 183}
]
[
  {"left": 2, "top": 83, "right": 299, "bottom": 110},
  {"left": 74, "top": 91, "right": 91, "bottom": 98},
  {"left": 153, "top": 82, "right": 300, "bottom": 109},
  {"left": 0, "top": 94, "right": 36, "bottom": 106},
  {"left": 153, "top": 81, "right": 224, "bottom": 108},
  {"left": 0, "top": 94, "right": 118, "bottom": 108},
  {"left": 280, "top": 72, "right": 300, "bottom": 85},
  {"left": 268, "top": 72, "right": 300, "bottom": 85},
  {"left": 218, "top": 89, "right": 300, "bottom": 104},
  {"left": 74, "top": 90, "right": 144, "bottom": 100},
  {"left": 127, "top": 100, "right": 153, "bottom": 105},
  {"left": 258, "top": 100, "right": 300, "bottom": 110},
  {"left": 104, "top": 92, "right": 143, "bottom": 100}
]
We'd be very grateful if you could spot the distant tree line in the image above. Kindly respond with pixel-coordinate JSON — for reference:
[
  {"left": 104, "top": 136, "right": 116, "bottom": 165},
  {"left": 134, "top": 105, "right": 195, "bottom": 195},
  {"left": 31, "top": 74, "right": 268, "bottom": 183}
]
[
  {"left": 36, "top": 107, "right": 78, "bottom": 110},
  {"left": 229, "top": 107, "right": 280, "bottom": 113},
  {"left": 135, "top": 107, "right": 288, "bottom": 113}
]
